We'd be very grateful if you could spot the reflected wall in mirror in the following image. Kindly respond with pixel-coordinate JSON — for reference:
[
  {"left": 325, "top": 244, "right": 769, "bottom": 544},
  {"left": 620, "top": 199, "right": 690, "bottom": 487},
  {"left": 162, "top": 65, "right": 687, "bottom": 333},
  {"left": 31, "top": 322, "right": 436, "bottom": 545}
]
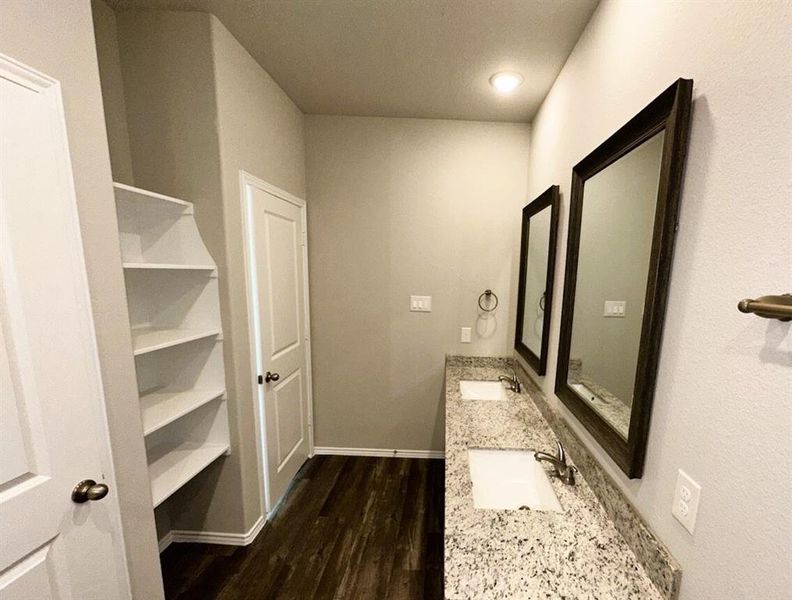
[
  {"left": 515, "top": 186, "right": 559, "bottom": 375},
  {"left": 569, "top": 130, "right": 665, "bottom": 439},
  {"left": 556, "top": 79, "right": 693, "bottom": 478}
]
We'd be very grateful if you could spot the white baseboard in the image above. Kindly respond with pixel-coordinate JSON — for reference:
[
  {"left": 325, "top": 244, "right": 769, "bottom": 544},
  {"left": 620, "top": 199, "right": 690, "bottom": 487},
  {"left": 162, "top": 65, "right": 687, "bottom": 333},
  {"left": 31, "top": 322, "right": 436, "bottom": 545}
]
[
  {"left": 313, "top": 446, "right": 445, "bottom": 459},
  {"left": 158, "top": 531, "right": 174, "bottom": 553},
  {"left": 158, "top": 514, "right": 266, "bottom": 553}
]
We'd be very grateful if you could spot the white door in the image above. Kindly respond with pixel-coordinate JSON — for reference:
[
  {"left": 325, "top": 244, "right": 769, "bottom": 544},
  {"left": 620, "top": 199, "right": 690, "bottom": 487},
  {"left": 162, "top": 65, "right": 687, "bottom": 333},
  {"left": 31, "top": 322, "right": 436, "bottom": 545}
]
[
  {"left": 241, "top": 174, "right": 312, "bottom": 512},
  {"left": 0, "top": 55, "right": 128, "bottom": 599}
]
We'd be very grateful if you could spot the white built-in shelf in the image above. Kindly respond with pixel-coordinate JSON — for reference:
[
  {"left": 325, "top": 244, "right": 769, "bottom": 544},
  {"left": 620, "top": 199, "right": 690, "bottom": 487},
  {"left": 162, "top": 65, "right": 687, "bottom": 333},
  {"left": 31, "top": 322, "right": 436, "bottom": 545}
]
[
  {"left": 132, "top": 327, "right": 221, "bottom": 356},
  {"left": 113, "top": 182, "right": 192, "bottom": 211},
  {"left": 123, "top": 262, "right": 216, "bottom": 271},
  {"left": 115, "top": 181, "right": 230, "bottom": 521},
  {"left": 148, "top": 441, "right": 229, "bottom": 508},
  {"left": 141, "top": 387, "right": 226, "bottom": 436}
]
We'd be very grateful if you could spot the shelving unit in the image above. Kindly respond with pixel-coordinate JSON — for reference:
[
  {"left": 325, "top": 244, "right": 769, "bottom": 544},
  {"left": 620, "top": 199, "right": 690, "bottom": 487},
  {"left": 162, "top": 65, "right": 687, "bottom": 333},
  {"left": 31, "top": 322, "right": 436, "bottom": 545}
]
[
  {"left": 148, "top": 441, "right": 230, "bottom": 508},
  {"left": 131, "top": 327, "right": 221, "bottom": 356},
  {"left": 141, "top": 387, "right": 225, "bottom": 436},
  {"left": 123, "top": 262, "right": 216, "bottom": 271},
  {"left": 114, "top": 182, "right": 230, "bottom": 516}
]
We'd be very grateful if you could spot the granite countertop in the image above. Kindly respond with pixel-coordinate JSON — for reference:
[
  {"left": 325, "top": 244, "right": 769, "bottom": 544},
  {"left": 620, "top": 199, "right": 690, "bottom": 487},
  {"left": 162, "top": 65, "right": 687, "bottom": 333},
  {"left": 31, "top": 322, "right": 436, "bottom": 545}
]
[{"left": 444, "top": 357, "right": 663, "bottom": 600}]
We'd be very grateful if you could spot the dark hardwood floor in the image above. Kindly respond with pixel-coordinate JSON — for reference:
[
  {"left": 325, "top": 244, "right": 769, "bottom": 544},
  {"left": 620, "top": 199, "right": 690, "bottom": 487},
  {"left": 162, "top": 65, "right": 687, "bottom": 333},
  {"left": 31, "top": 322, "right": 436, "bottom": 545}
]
[{"left": 160, "top": 455, "right": 445, "bottom": 600}]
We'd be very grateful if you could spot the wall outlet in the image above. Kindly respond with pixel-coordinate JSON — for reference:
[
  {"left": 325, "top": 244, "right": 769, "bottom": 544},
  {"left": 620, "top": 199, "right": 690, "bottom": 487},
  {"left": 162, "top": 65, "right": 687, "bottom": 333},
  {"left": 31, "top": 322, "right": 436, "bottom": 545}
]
[
  {"left": 460, "top": 327, "right": 472, "bottom": 343},
  {"left": 410, "top": 295, "right": 432, "bottom": 312},
  {"left": 604, "top": 300, "right": 626, "bottom": 318},
  {"left": 672, "top": 469, "right": 701, "bottom": 534}
]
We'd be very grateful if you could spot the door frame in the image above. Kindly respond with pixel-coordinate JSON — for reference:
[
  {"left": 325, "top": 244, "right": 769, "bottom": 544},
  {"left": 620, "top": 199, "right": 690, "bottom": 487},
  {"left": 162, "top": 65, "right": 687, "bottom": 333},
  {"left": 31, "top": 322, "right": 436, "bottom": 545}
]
[{"left": 239, "top": 170, "right": 314, "bottom": 517}]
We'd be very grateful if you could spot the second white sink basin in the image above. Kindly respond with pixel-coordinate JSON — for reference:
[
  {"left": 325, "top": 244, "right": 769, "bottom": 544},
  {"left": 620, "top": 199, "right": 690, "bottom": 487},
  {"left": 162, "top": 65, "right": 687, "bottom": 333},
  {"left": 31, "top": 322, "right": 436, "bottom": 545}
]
[
  {"left": 468, "top": 448, "right": 562, "bottom": 512},
  {"left": 459, "top": 380, "right": 507, "bottom": 401}
]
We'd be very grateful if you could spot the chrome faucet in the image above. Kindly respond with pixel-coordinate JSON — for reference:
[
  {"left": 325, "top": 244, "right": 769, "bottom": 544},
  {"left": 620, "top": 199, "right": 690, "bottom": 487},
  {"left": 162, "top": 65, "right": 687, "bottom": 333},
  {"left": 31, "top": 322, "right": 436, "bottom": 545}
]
[
  {"left": 535, "top": 441, "right": 577, "bottom": 485},
  {"left": 498, "top": 373, "right": 521, "bottom": 393}
]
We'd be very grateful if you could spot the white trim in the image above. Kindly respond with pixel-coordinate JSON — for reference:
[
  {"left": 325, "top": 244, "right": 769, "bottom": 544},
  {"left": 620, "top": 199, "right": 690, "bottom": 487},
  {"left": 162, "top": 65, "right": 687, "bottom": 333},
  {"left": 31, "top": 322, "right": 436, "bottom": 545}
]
[
  {"left": 157, "top": 532, "right": 174, "bottom": 553},
  {"left": 239, "top": 171, "right": 272, "bottom": 516},
  {"left": 313, "top": 446, "right": 445, "bottom": 459},
  {"left": 238, "top": 171, "right": 314, "bottom": 519},
  {"left": 159, "top": 515, "right": 266, "bottom": 553},
  {"left": 300, "top": 202, "right": 316, "bottom": 455}
]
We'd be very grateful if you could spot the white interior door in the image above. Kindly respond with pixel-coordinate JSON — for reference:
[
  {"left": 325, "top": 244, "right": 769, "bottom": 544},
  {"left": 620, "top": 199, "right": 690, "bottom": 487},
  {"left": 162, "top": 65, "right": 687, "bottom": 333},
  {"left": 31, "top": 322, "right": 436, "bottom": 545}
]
[
  {"left": 242, "top": 174, "right": 312, "bottom": 512},
  {"left": 0, "top": 55, "right": 128, "bottom": 599}
]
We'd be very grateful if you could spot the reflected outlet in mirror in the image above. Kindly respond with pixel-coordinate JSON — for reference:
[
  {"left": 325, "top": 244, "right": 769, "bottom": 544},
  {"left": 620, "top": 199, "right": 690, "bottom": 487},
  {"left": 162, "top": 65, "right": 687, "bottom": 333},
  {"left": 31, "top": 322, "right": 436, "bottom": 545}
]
[
  {"left": 459, "top": 380, "right": 508, "bottom": 401},
  {"left": 468, "top": 448, "right": 562, "bottom": 512}
]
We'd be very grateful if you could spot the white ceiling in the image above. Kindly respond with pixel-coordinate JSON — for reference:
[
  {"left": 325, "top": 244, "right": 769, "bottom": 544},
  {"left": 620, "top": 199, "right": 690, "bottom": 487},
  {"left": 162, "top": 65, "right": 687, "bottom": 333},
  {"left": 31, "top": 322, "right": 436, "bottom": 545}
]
[{"left": 112, "top": 0, "right": 598, "bottom": 122}]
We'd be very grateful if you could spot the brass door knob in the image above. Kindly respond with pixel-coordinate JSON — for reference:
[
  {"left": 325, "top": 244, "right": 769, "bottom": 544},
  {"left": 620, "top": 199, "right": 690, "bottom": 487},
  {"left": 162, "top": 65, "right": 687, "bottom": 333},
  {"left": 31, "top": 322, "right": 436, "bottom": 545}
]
[
  {"left": 71, "top": 479, "right": 109, "bottom": 503},
  {"left": 264, "top": 371, "right": 280, "bottom": 383}
]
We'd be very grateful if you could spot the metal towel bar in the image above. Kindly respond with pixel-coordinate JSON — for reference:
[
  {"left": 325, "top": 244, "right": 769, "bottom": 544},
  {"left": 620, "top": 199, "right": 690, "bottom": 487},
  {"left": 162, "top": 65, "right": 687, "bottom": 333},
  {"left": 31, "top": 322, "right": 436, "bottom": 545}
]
[{"left": 737, "top": 294, "right": 792, "bottom": 321}]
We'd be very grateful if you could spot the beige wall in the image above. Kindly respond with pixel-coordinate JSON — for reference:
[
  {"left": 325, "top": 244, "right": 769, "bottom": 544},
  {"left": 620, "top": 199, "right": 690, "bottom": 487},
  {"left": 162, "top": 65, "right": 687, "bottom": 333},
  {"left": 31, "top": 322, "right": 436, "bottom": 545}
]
[
  {"left": 1, "top": 1, "right": 162, "bottom": 598},
  {"left": 305, "top": 115, "right": 530, "bottom": 451},
  {"left": 91, "top": 0, "right": 134, "bottom": 184},
  {"left": 110, "top": 9, "right": 306, "bottom": 534},
  {"left": 521, "top": 1, "right": 792, "bottom": 598}
]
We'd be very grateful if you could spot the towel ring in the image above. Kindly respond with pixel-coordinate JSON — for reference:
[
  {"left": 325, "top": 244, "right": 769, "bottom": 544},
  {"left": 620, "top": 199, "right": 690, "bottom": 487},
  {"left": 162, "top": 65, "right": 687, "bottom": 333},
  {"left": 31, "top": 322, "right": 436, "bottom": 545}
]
[{"left": 478, "top": 289, "right": 499, "bottom": 312}]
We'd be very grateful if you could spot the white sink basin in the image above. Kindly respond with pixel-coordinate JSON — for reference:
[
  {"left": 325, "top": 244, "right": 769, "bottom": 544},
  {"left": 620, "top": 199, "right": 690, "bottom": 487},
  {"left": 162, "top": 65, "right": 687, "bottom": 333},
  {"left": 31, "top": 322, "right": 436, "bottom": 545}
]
[
  {"left": 468, "top": 448, "right": 562, "bottom": 512},
  {"left": 459, "top": 380, "right": 507, "bottom": 401}
]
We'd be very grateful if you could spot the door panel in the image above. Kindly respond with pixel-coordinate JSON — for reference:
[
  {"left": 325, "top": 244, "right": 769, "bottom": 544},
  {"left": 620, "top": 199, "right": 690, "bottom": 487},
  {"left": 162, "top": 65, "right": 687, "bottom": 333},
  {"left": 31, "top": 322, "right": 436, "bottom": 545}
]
[
  {"left": 0, "top": 306, "right": 38, "bottom": 484},
  {"left": 0, "top": 540, "right": 69, "bottom": 600},
  {"left": 273, "top": 371, "right": 305, "bottom": 469},
  {"left": 265, "top": 213, "right": 300, "bottom": 356},
  {"left": 0, "top": 55, "right": 126, "bottom": 599},
  {"left": 244, "top": 178, "right": 311, "bottom": 510}
]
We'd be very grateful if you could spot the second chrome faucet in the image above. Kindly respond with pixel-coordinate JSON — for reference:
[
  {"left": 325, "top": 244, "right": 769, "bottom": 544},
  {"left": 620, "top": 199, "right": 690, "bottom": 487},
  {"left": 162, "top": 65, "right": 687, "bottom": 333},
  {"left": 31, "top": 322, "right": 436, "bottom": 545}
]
[
  {"left": 535, "top": 441, "right": 577, "bottom": 485},
  {"left": 498, "top": 374, "right": 521, "bottom": 393}
]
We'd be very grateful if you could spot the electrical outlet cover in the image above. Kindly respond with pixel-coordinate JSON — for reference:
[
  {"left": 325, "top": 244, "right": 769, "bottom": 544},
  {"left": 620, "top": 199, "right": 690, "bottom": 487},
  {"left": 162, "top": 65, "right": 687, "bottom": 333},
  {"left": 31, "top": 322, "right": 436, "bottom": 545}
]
[{"left": 672, "top": 469, "right": 701, "bottom": 534}]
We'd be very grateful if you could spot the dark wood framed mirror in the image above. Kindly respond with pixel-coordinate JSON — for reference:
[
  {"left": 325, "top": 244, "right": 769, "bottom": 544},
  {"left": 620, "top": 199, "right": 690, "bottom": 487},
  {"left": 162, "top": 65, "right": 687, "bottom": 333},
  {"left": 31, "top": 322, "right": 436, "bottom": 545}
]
[
  {"left": 555, "top": 79, "right": 693, "bottom": 478},
  {"left": 515, "top": 185, "right": 559, "bottom": 375}
]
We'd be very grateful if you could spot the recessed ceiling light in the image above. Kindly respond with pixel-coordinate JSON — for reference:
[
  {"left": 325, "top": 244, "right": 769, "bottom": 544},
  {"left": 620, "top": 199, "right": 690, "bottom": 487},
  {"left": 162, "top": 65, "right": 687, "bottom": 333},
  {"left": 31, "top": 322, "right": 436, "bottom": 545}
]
[{"left": 489, "top": 71, "right": 523, "bottom": 94}]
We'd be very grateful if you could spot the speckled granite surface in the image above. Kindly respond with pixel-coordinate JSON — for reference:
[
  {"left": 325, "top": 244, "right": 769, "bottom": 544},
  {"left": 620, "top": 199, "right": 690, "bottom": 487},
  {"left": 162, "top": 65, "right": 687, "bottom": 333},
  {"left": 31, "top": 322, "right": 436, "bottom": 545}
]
[
  {"left": 574, "top": 373, "right": 631, "bottom": 439},
  {"left": 444, "top": 356, "right": 665, "bottom": 600},
  {"left": 568, "top": 359, "right": 631, "bottom": 439},
  {"left": 513, "top": 359, "right": 681, "bottom": 599}
]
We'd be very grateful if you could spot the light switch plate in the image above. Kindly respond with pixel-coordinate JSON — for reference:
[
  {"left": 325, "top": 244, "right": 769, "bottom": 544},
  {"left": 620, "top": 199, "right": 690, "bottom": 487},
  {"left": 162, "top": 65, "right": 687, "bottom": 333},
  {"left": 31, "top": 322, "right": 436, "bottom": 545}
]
[
  {"left": 460, "top": 327, "right": 472, "bottom": 343},
  {"left": 672, "top": 469, "right": 701, "bottom": 534},
  {"left": 410, "top": 295, "right": 432, "bottom": 312},
  {"left": 604, "top": 300, "right": 626, "bottom": 318}
]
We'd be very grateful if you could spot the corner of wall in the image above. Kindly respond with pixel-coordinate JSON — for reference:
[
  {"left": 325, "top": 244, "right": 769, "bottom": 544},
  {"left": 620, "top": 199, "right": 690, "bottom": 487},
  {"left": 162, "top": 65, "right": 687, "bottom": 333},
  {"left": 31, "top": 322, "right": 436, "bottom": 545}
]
[{"left": 90, "top": 0, "right": 135, "bottom": 184}]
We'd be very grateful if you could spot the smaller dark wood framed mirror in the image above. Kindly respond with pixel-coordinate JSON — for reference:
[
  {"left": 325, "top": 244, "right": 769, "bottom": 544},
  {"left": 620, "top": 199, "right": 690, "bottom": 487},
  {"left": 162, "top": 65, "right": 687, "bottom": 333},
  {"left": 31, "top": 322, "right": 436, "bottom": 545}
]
[
  {"left": 555, "top": 79, "right": 693, "bottom": 478},
  {"left": 515, "top": 185, "right": 560, "bottom": 375}
]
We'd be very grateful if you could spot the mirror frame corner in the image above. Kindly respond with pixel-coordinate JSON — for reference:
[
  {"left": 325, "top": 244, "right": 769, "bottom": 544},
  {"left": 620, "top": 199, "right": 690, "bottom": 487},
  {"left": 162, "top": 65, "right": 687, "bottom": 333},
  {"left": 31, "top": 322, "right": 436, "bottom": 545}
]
[
  {"left": 515, "top": 184, "right": 560, "bottom": 376},
  {"left": 554, "top": 78, "right": 694, "bottom": 479}
]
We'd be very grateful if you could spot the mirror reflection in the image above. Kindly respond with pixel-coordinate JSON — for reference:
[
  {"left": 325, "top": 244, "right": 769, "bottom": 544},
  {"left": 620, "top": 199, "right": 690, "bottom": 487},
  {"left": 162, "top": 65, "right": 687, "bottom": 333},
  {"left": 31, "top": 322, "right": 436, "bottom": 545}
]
[
  {"left": 521, "top": 207, "right": 551, "bottom": 356},
  {"left": 515, "top": 186, "right": 558, "bottom": 375},
  {"left": 568, "top": 131, "right": 665, "bottom": 438}
]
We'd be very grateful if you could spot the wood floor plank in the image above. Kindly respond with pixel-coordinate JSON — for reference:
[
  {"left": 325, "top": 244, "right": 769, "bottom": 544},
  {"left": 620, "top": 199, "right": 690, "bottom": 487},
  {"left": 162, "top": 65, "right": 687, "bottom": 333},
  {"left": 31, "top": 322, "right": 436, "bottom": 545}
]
[
  {"left": 160, "top": 456, "right": 444, "bottom": 600},
  {"left": 349, "top": 459, "right": 410, "bottom": 598}
]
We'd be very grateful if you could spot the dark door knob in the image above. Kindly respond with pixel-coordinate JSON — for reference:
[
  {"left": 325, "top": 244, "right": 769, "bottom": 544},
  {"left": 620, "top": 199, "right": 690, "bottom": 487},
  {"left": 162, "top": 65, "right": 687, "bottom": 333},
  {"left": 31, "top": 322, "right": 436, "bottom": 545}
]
[
  {"left": 265, "top": 371, "right": 280, "bottom": 383},
  {"left": 72, "top": 479, "right": 109, "bottom": 503}
]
